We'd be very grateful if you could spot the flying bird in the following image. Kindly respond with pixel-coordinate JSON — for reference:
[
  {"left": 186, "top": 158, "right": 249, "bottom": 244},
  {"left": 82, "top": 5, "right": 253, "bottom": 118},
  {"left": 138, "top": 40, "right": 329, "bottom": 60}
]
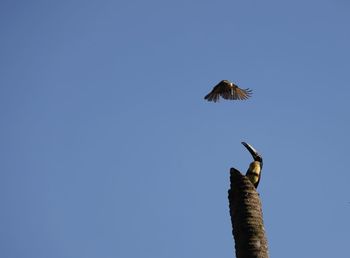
[
  {"left": 204, "top": 80, "right": 252, "bottom": 102},
  {"left": 241, "top": 142, "right": 263, "bottom": 188}
]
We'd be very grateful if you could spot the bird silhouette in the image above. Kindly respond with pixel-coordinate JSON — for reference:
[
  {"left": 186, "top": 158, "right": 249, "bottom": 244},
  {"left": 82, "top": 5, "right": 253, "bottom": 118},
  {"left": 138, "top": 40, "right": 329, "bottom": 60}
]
[{"left": 204, "top": 80, "right": 252, "bottom": 102}]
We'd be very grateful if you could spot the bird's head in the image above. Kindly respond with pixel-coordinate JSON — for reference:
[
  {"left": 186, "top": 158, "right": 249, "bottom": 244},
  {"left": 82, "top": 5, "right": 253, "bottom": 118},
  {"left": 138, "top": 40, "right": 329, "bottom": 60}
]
[{"left": 241, "top": 141, "right": 263, "bottom": 168}]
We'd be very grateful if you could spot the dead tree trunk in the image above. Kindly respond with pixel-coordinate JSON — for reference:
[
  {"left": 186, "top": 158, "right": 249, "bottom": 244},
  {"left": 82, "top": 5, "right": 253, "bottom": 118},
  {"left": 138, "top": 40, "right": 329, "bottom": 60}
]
[{"left": 228, "top": 168, "right": 269, "bottom": 258}]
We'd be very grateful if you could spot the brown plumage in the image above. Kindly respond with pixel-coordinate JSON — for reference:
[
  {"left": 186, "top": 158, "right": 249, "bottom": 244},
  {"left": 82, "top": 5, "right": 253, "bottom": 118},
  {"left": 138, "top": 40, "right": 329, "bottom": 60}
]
[{"left": 204, "top": 80, "right": 252, "bottom": 102}]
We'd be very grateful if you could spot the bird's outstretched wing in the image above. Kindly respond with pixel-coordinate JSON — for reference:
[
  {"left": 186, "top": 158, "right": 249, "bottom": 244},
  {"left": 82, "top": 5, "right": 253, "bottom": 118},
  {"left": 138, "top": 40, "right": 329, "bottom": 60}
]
[
  {"left": 223, "top": 84, "right": 252, "bottom": 101},
  {"left": 204, "top": 80, "right": 230, "bottom": 102},
  {"left": 204, "top": 80, "right": 252, "bottom": 102}
]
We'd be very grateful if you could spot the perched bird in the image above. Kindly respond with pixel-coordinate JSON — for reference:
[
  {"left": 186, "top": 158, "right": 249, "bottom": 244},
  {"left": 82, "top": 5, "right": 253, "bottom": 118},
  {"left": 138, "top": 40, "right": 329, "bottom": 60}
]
[
  {"left": 241, "top": 142, "right": 263, "bottom": 188},
  {"left": 204, "top": 80, "right": 252, "bottom": 102}
]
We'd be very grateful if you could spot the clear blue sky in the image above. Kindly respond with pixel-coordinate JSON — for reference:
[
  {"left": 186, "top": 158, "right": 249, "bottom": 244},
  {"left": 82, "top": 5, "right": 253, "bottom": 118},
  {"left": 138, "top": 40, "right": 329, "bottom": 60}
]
[{"left": 1, "top": 1, "right": 350, "bottom": 257}]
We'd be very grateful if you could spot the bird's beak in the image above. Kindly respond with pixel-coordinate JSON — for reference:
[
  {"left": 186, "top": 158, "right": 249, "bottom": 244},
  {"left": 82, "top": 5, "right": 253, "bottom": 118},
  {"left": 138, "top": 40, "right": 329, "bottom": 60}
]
[{"left": 241, "top": 142, "right": 263, "bottom": 165}]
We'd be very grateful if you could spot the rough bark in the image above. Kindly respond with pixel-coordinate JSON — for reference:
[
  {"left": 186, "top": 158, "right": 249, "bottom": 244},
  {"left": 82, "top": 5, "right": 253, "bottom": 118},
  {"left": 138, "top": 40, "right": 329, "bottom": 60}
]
[{"left": 228, "top": 168, "right": 269, "bottom": 258}]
